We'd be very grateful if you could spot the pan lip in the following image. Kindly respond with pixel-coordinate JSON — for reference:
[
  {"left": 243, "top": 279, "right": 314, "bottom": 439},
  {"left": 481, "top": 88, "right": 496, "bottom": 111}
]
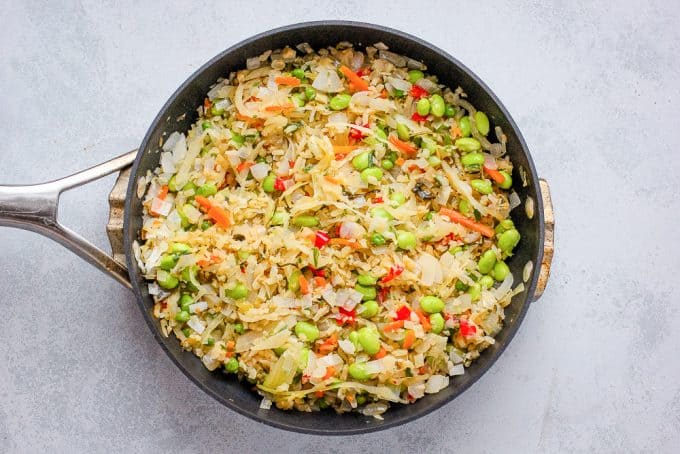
[{"left": 124, "top": 20, "right": 545, "bottom": 435}]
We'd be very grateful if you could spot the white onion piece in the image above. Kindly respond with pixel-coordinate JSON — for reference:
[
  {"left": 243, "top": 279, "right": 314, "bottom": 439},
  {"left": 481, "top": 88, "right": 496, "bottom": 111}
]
[
  {"left": 483, "top": 154, "right": 498, "bottom": 170},
  {"left": 525, "top": 196, "right": 535, "bottom": 219},
  {"left": 350, "top": 91, "right": 370, "bottom": 107},
  {"left": 408, "top": 383, "right": 426, "bottom": 399},
  {"left": 449, "top": 364, "right": 465, "bottom": 376},
  {"left": 328, "top": 112, "right": 348, "bottom": 124},
  {"left": 259, "top": 398, "right": 272, "bottom": 410},
  {"left": 385, "top": 76, "right": 411, "bottom": 92},
  {"left": 523, "top": 260, "right": 534, "bottom": 283},
  {"left": 162, "top": 132, "right": 182, "bottom": 152},
  {"left": 378, "top": 49, "right": 406, "bottom": 67},
  {"left": 424, "top": 375, "right": 449, "bottom": 393},
  {"left": 182, "top": 204, "right": 201, "bottom": 223},
  {"left": 246, "top": 57, "right": 261, "bottom": 70},
  {"left": 249, "top": 162, "right": 270, "bottom": 181},
  {"left": 417, "top": 253, "right": 443, "bottom": 286},
  {"left": 187, "top": 317, "right": 205, "bottom": 334},
  {"left": 338, "top": 339, "right": 356, "bottom": 355},
  {"left": 312, "top": 67, "right": 343, "bottom": 93},
  {"left": 415, "top": 78, "right": 438, "bottom": 93},
  {"left": 339, "top": 221, "right": 366, "bottom": 239},
  {"left": 493, "top": 272, "right": 514, "bottom": 300},
  {"left": 509, "top": 191, "right": 521, "bottom": 211},
  {"left": 189, "top": 301, "right": 208, "bottom": 314},
  {"left": 350, "top": 51, "right": 364, "bottom": 71}
]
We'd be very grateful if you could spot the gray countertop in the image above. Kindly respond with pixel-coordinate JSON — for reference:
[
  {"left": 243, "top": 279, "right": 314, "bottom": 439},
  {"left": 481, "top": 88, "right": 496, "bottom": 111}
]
[{"left": 1, "top": 1, "right": 678, "bottom": 452}]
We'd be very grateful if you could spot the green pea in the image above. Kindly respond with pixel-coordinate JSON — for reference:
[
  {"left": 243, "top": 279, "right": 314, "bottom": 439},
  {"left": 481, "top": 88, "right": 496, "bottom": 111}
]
[
  {"left": 291, "top": 93, "right": 306, "bottom": 107},
  {"left": 430, "top": 94, "right": 446, "bottom": 117},
  {"left": 349, "top": 331, "right": 360, "bottom": 348},
  {"left": 357, "top": 274, "right": 378, "bottom": 286},
  {"left": 288, "top": 270, "right": 301, "bottom": 292},
  {"left": 424, "top": 211, "right": 434, "bottom": 221},
  {"left": 416, "top": 98, "right": 431, "bottom": 116},
  {"left": 370, "top": 233, "right": 386, "bottom": 246},
  {"left": 427, "top": 155, "right": 441, "bottom": 167},
  {"left": 430, "top": 313, "right": 445, "bottom": 334},
  {"left": 351, "top": 151, "right": 372, "bottom": 171},
  {"left": 461, "top": 152, "right": 485, "bottom": 171},
  {"left": 318, "top": 399, "right": 329, "bottom": 409},
  {"left": 329, "top": 93, "right": 351, "bottom": 110},
  {"left": 468, "top": 283, "right": 482, "bottom": 301},
  {"left": 492, "top": 261, "right": 510, "bottom": 282},
  {"left": 458, "top": 199, "right": 472, "bottom": 215},
  {"left": 159, "top": 254, "right": 178, "bottom": 271},
  {"left": 455, "top": 137, "right": 481, "bottom": 152},
  {"left": 201, "top": 121, "right": 212, "bottom": 131},
  {"left": 170, "top": 243, "right": 192, "bottom": 254},
  {"left": 225, "top": 357, "right": 239, "bottom": 373},
  {"left": 233, "top": 323, "right": 244, "bottom": 334},
  {"left": 408, "top": 69, "right": 424, "bottom": 83},
  {"left": 356, "top": 394, "right": 367, "bottom": 405},
  {"left": 237, "top": 251, "right": 251, "bottom": 262},
  {"left": 396, "top": 231, "right": 417, "bottom": 250},
  {"left": 355, "top": 284, "right": 377, "bottom": 301},
  {"left": 196, "top": 183, "right": 217, "bottom": 197},
  {"left": 262, "top": 174, "right": 276, "bottom": 193},
  {"left": 348, "top": 362, "right": 371, "bottom": 380},
  {"left": 385, "top": 150, "right": 398, "bottom": 162},
  {"left": 458, "top": 116, "right": 472, "bottom": 137},
  {"left": 375, "top": 127, "right": 388, "bottom": 141},
  {"left": 294, "top": 321, "right": 320, "bottom": 342},
  {"left": 225, "top": 282, "right": 248, "bottom": 300},
  {"left": 495, "top": 219, "right": 515, "bottom": 234},
  {"left": 358, "top": 300, "right": 379, "bottom": 318},
  {"left": 200, "top": 220, "right": 213, "bottom": 231},
  {"left": 455, "top": 279, "right": 468, "bottom": 291},
  {"left": 270, "top": 210, "right": 287, "bottom": 226},
  {"left": 231, "top": 132, "right": 245, "bottom": 145},
  {"left": 389, "top": 192, "right": 406, "bottom": 206},
  {"left": 471, "top": 179, "right": 493, "bottom": 195},
  {"left": 498, "top": 171, "right": 512, "bottom": 189},
  {"left": 449, "top": 246, "right": 463, "bottom": 256},
  {"left": 211, "top": 105, "right": 224, "bottom": 116},
  {"left": 371, "top": 207, "right": 393, "bottom": 221},
  {"left": 157, "top": 270, "right": 179, "bottom": 290},
  {"left": 474, "top": 111, "right": 490, "bottom": 136},
  {"left": 292, "top": 215, "right": 319, "bottom": 227},
  {"left": 396, "top": 123, "right": 410, "bottom": 141},
  {"left": 479, "top": 275, "right": 495, "bottom": 289},
  {"left": 357, "top": 327, "right": 381, "bottom": 355},
  {"left": 478, "top": 250, "right": 497, "bottom": 274},
  {"left": 182, "top": 327, "right": 192, "bottom": 337},
  {"left": 175, "top": 310, "right": 190, "bottom": 322},
  {"left": 291, "top": 68, "right": 306, "bottom": 80},
  {"left": 444, "top": 105, "right": 456, "bottom": 118},
  {"left": 167, "top": 175, "right": 179, "bottom": 192},
  {"left": 381, "top": 159, "right": 394, "bottom": 170},
  {"left": 305, "top": 87, "right": 316, "bottom": 101},
  {"left": 420, "top": 295, "right": 445, "bottom": 314},
  {"left": 179, "top": 294, "right": 193, "bottom": 311},
  {"left": 204, "top": 337, "right": 215, "bottom": 346},
  {"left": 498, "top": 228, "right": 521, "bottom": 253},
  {"left": 180, "top": 266, "right": 200, "bottom": 292},
  {"left": 182, "top": 181, "right": 197, "bottom": 193}
]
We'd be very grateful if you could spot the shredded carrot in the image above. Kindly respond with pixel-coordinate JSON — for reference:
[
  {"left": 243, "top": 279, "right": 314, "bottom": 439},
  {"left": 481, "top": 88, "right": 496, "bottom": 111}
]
[
  {"left": 299, "top": 274, "right": 310, "bottom": 295},
  {"left": 333, "top": 144, "right": 359, "bottom": 154},
  {"left": 484, "top": 167, "right": 506, "bottom": 185},
  {"left": 235, "top": 113, "right": 264, "bottom": 128},
  {"left": 439, "top": 207, "right": 495, "bottom": 238},
  {"left": 236, "top": 161, "right": 254, "bottom": 173},
  {"left": 157, "top": 185, "right": 169, "bottom": 200},
  {"left": 403, "top": 330, "right": 416, "bottom": 349},
  {"left": 274, "top": 76, "right": 301, "bottom": 87},
  {"left": 383, "top": 320, "right": 405, "bottom": 332},
  {"left": 314, "top": 276, "right": 327, "bottom": 287},
  {"left": 317, "top": 333, "right": 338, "bottom": 355},
  {"left": 395, "top": 157, "right": 405, "bottom": 166},
  {"left": 203, "top": 98, "right": 212, "bottom": 110},
  {"left": 373, "top": 346, "right": 387, "bottom": 359},
  {"left": 329, "top": 238, "right": 361, "bottom": 249},
  {"left": 314, "top": 390, "right": 325, "bottom": 398},
  {"left": 389, "top": 136, "right": 418, "bottom": 156},
  {"left": 450, "top": 126, "right": 462, "bottom": 138},
  {"left": 226, "top": 340, "right": 235, "bottom": 351},
  {"left": 324, "top": 175, "right": 342, "bottom": 185},
  {"left": 380, "top": 89, "right": 388, "bottom": 99},
  {"left": 339, "top": 65, "right": 369, "bottom": 92},
  {"left": 264, "top": 103, "right": 294, "bottom": 112},
  {"left": 415, "top": 309, "right": 432, "bottom": 332},
  {"left": 196, "top": 259, "right": 211, "bottom": 268},
  {"left": 194, "top": 195, "right": 212, "bottom": 211},
  {"left": 322, "top": 366, "right": 336, "bottom": 380}
]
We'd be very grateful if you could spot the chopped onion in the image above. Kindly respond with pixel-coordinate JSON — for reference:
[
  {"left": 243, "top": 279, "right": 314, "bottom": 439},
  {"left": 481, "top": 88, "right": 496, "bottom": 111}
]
[
  {"left": 251, "top": 329, "right": 290, "bottom": 351},
  {"left": 312, "top": 67, "right": 343, "bottom": 93},
  {"left": 335, "top": 288, "right": 363, "bottom": 310},
  {"left": 509, "top": 191, "right": 521, "bottom": 211},
  {"left": 449, "top": 364, "right": 465, "bottom": 376},
  {"left": 246, "top": 56, "right": 261, "bottom": 70},
  {"left": 525, "top": 196, "right": 535, "bottom": 219},
  {"left": 415, "top": 78, "right": 438, "bottom": 93},
  {"left": 483, "top": 154, "right": 498, "bottom": 170},
  {"left": 150, "top": 198, "right": 172, "bottom": 217},
  {"left": 378, "top": 49, "right": 407, "bottom": 67},
  {"left": 424, "top": 375, "right": 449, "bottom": 393},
  {"left": 162, "top": 131, "right": 182, "bottom": 152},
  {"left": 182, "top": 204, "right": 201, "bottom": 223},
  {"left": 147, "top": 282, "right": 161, "bottom": 296},
  {"left": 249, "top": 162, "right": 270, "bottom": 181},
  {"left": 350, "top": 51, "right": 364, "bottom": 71},
  {"left": 417, "top": 253, "right": 443, "bottom": 286},
  {"left": 187, "top": 316, "right": 205, "bottom": 334},
  {"left": 407, "top": 383, "right": 426, "bottom": 399},
  {"left": 328, "top": 112, "right": 348, "bottom": 124},
  {"left": 259, "top": 397, "right": 272, "bottom": 410},
  {"left": 339, "top": 221, "right": 366, "bottom": 239},
  {"left": 338, "top": 339, "right": 356, "bottom": 355},
  {"left": 523, "top": 260, "right": 534, "bottom": 283},
  {"left": 385, "top": 76, "right": 411, "bottom": 92},
  {"left": 175, "top": 253, "right": 196, "bottom": 271},
  {"left": 189, "top": 301, "right": 208, "bottom": 314},
  {"left": 493, "top": 272, "right": 514, "bottom": 299}
]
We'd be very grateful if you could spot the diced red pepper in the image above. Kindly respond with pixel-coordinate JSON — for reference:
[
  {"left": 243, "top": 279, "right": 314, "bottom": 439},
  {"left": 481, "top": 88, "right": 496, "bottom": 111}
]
[
  {"left": 307, "top": 266, "right": 326, "bottom": 278},
  {"left": 381, "top": 265, "right": 404, "bottom": 284},
  {"left": 378, "top": 286, "right": 389, "bottom": 303},
  {"left": 288, "top": 159, "right": 296, "bottom": 169},
  {"left": 410, "top": 84, "right": 429, "bottom": 99},
  {"left": 314, "top": 230, "right": 330, "bottom": 248},
  {"left": 274, "top": 177, "right": 286, "bottom": 191},
  {"left": 459, "top": 319, "right": 477, "bottom": 337},
  {"left": 349, "top": 123, "right": 369, "bottom": 140},
  {"left": 411, "top": 112, "right": 428, "bottom": 122},
  {"left": 395, "top": 305, "right": 412, "bottom": 321},
  {"left": 372, "top": 196, "right": 384, "bottom": 204},
  {"left": 335, "top": 153, "right": 346, "bottom": 160},
  {"left": 356, "top": 67, "right": 370, "bottom": 77},
  {"left": 337, "top": 306, "right": 356, "bottom": 325}
]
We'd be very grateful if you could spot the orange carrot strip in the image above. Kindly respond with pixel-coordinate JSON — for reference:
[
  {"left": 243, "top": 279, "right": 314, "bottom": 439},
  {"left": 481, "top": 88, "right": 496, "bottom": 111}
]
[
  {"left": 157, "top": 185, "right": 169, "bottom": 200},
  {"left": 484, "top": 166, "right": 506, "bottom": 184},
  {"left": 314, "top": 276, "right": 327, "bottom": 287},
  {"left": 322, "top": 366, "right": 336, "bottom": 380},
  {"left": 324, "top": 175, "right": 342, "bottom": 185},
  {"left": 439, "top": 207, "right": 495, "bottom": 238},
  {"left": 226, "top": 340, "right": 235, "bottom": 351},
  {"left": 451, "top": 126, "right": 463, "bottom": 138},
  {"left": 299, "top": 274, "right": 310, "bottom": 295},
  {"left": 236, "top": 161, "right": 254, "bottom": 173},
  {"left": 274, "top": 76, "right": 301, "bottom": 87},
  {"left": 314, "top": 390, "right": 325, "bottom": 398},
  {"left": 194, "top": 195, "right": 212, "bottom": 211},
  {"left": 339, "top": 65, "right": 369, "bottom": 92},
  {"left": 389, "top": 136, "right": 418, "bottom": 156},
  {"left": 415, "top": 309, "right": 432, "bottom": 332},
  {"left": 317, "top": 333, "right": 338, "bottom": 355},
  {"left": 329, "top": 238, "right": 361, "bottom": 249},
  {"left": 403, "top": 330, "right": 416, "bottom": 349},
  {"left": 207, "top": 205, "right": 231, "bottom": 229},
  {"left": 380, "top": 89, "right": 388, "bottom": 99},
  {"left": 395, "top": 157, "right": 405, "bottom": 166},
  {"left": 373, "top": 347, "right": 387, "bottom": 359},
  {"left": 383, "top": 320, "right": 405, "bottom": 332},
  {"left": 264, "top": 104, "right": 294, "bottom": 112},
  {"left": 333, "top": 144, "right": 359, "bottom": 154}
]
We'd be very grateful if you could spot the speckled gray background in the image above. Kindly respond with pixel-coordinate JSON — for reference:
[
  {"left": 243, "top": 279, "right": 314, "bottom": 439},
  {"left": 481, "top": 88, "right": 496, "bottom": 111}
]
[{"left": 1, "top": 1, "right": 678, "bottom": 452}]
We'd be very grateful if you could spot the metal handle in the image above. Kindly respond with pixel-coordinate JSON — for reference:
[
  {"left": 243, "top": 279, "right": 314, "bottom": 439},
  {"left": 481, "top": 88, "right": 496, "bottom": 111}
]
[
  {"left": 0, "top": 151, "right": 137, "bottom": 288},
  {"left": 533, "top": 179, "right": 554, "bottom": 300}
]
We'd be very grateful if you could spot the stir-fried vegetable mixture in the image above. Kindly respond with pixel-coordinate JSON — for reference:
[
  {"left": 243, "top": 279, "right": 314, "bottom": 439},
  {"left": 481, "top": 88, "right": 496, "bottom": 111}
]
[{"left": 135, "top": 41, "right": 525, "bottom": 418}]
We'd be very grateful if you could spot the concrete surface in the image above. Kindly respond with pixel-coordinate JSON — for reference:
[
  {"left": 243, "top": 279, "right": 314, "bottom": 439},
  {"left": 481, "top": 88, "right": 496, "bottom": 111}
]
[{"left": 1, "top": 1, "right": 678, "bottom": 452}]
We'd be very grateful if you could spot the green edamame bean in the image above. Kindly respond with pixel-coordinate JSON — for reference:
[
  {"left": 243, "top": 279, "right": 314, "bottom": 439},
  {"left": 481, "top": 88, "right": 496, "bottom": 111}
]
[
  {"left": 430, "top": 94, "right": 446, "bottom": 117},
  {"left": 498, "top": 228, "right": 521, "bottom": 253},
  {"left": 461, "top": 152, "right": 485, "bottom": 171},
  {"left": 455, "top": 137, "right": 481, "bottom": 152},
  {"left": 179, "top": 294, "right": 193, "bottom": 311},
  {"left": 389, "top": 192, "right": 406, "bottom": 206},
  {"left": 329, "top": 94, "right": 351, "bottom": 110},
  {"left": 427, "top": 156, "right": 441, "bottom": 167},
  {"left": 175, "top": 310, "right": 190, "bottom": 322},
  {"left": 233, "top": 323, "right": 244, "bottom": 334},
  {"left": 478, "top": 250, "right": 497, "bottom": 274},
  {"left": 294, "top": 321, "right": 320, "bottom": 342},
  {"left": 444, "top": 105, "right": 456, "bottom": 118},
  {"left": 157, "top": 270, "right": 178, "bottom": 290},
  {"left": 371, "top": 207, "right": 393, "bottom": 221},
  {"left": 396, "top": 122, "right": 410, "bottom": 141},
  {"left": 167, "top": 175, "right": 179, "bottom": 192},
  {"left": 424, "top": 211, "right": 434, "bottom": 221},
  {"left": 159, "top": 254, "right": 178, "bottom": 271},
  {"left": 356, "top": 394, "right": 366, "bottom": 405},
  {"left": 231, "top": 133, "right": 245, "bottom": 145},
  {"left": 479, "top": 275, "right": 495, "bottom": 289},
  {"left": 355, "top": 284, "right": 377, "bottom": 301},
  {"left": 201, "top": 121, "right": 212, "bottom": 131},
  {"left": 291, "top": 68, "right": 306, "bottom": 80},
  {"left": 305, "top": 87, "right": 316, "bottom": 101},
  {"left": 357, "top": 327, "right": 381, "bottom": 355},
  {"left": 182, "top": 327, "right": 192, "bottom": 337},
  {"left": 360, "top": 167, "right": 383, "bottom": 184},
  {"left": 375, "top": 127, "right": 388, "bottom": 141},
  {"left": 291, "top": 93, "right": 306, "bottom": 107},
  {"left": 224, "top": 357, "right": 239, "bottom": 373},
  {"left": 471, "top": 179, "right": 493, "bottom": 195},
  {"left": 358, "top": 300, "right": 379, "bottom": 318},
  {"left": 381, "top": 159, "right": 394, "bottom": 170},
  {"left": 474, "top": 111, "right": 490, "bottom": 136},
  {"left": 211, "top": 105, "right": 224, "bottom": 117},
  {"left": 196, "top": 183, "right": 217, "bottom": 197},
  {"left": 421, "top": 136, "right": 437, "bottom": 153},
  {"left": 180, "top": 266, "right": 200, "bottom": 292},
  {"left": 458, "top": 199, "right": 472, "bottom": 215},
  {"left": 396, "top": 231, "right": 417, "bottom": 250},
  {"left": 458, "top": 116, "right": 471, "bottom": 137},
  {"left": 237, "top": 251, "right": 251, "bottom": 261},
  {"left": 299, "top": 348, "right": 310, "bottom": 368},
  {"left": 170, "top": 243, "right": 192, "bottom": 254},
  {"left": 492, "top": 261, "right": 510, "bottom": 282},
  {"left": 200, "top": 220, "right": 213, "bottom": 230},
  {"left": 498, "top": 171, "right": 512, "bottom": 189},
  {"left": 420, "top": 295, "right": 445, "bottom": 314},
  {"left": 225, "top": 282, "right": 248, "bottom": 300},
  {"left": 416, "top": 98, "right": 431, "bottom": 116},
  {"left": 370, "top": 233, "right": 386, "bottom": 246},
  {"left": 292, "top": 215, "right": 319, "bottom": 227},
  {"left": 348, "top": 362, "right": 371, "bottom": 380},
  {"left": 467, "top": 283, "right": 482, "bottom": 301},
  {"left": 429, "top": 313, "right": 445, "bottom": 334},
  {"left": 352, "top": 151, "right": 372, "bottom": 171},
  {"left": 449, "top": 246, "right": 463, "bottom": 256},
  {"left": 270, "top": 210, "right": 287, "bottom": 226},
  {"left": 262, "top": 174, "right": 276, "bottom": 193},
  {"left": 495, "top": 219, "right": 515, "bottom": 234},
  {"left": 357, "top": 274, "right": 378, "bottom": 286},
  {"left": 408, "top": 70, "right": 424, "bottom": 83},
  {"left": 349, "top": 331, "right": 360, "bottom": 348},
  {"left": 455, "top": 279, "right": 468, "bottom": 291}
]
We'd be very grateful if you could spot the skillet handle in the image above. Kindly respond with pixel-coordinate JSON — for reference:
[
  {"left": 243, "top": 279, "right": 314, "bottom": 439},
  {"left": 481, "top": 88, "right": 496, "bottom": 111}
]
[
  {"left": 533, "top": 179, "right": 554, "bottom": 300},
  {"left": 0, "top": 151, "right": 137, "bottom": 289}
]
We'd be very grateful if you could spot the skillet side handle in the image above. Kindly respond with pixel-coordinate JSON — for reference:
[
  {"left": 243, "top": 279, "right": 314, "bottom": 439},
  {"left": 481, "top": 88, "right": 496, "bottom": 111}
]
[
  {"left": 533, "top": 179, "right": 554, "bottom": 301},
  {"left": 0, "top": 151, "right": 137, "bottom": 289}
]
